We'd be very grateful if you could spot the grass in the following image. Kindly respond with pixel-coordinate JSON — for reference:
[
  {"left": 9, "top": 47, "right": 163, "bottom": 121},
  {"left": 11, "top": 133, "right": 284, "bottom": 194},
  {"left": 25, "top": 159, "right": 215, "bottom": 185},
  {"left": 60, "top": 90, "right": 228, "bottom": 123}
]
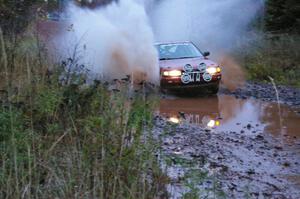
[
  {"left": 161, "top": 151, "right": 226, "bottom": 199},
  {"left": 0, "top": 28, "right": 166, "bottom": 199},
  {"left": 2, "top": 24, "right": 298, "bottom": 198},
  {"left": 235, "top": 33, "right": 300, "bottom": 87}
]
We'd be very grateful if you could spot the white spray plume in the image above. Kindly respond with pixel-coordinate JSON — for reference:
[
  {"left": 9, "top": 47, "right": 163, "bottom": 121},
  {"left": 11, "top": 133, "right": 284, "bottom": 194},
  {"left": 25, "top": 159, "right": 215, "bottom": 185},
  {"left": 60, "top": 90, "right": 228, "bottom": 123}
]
[
  {"left": 57, "top": 0, "right": 159, "bottom": 83},
  {"left": 149, "top": 0, "right": 264, "bottom": 52},
  {"left": 55, "top": 0, "right": 264, "bottom": 89}
]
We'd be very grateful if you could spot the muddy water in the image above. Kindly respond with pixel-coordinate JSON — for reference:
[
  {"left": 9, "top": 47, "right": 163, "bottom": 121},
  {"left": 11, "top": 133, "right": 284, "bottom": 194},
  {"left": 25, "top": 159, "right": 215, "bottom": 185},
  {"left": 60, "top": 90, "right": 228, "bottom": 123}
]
[
  {"left": 159, "top": 94, "right": 300, "bottom": 143},
  {"left": 157, "top": 94, "right": 300, "bottom": 198}
]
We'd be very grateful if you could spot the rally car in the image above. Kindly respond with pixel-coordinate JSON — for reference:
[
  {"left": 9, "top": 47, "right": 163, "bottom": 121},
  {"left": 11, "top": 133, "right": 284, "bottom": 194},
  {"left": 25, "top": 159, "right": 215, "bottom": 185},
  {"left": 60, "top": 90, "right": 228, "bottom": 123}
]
[{"left": 156, "top": 41, "right": 222, "bottom": 94}]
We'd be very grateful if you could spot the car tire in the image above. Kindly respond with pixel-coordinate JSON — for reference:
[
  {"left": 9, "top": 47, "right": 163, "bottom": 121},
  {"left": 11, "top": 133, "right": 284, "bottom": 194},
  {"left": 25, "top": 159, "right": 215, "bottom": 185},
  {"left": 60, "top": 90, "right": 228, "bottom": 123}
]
[{"left": 211, "top": 84, "right": 219, "bottom": 94}]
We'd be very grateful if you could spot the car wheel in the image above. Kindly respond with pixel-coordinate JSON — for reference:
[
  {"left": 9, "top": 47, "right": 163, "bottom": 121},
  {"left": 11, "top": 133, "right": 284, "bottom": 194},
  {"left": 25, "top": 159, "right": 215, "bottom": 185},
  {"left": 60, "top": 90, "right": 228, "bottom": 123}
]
[
  {"left": 211, "top": 84, "right": 219, "bottom": 94},
  {"left": 160, "top": 87, "right": 167, "bottom": 95}
]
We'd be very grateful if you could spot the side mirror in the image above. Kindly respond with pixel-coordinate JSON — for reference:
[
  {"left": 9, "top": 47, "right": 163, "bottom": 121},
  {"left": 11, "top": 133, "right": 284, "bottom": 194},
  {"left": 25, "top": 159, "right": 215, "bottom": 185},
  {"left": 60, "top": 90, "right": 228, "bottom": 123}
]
[{"left": 203, "top": 51, "right": 210, "bottom": 57}]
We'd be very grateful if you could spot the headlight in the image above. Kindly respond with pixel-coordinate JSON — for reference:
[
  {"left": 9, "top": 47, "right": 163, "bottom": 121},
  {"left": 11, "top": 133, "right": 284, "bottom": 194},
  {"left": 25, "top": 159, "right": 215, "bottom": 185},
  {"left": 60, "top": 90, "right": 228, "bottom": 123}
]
[
  {"left": 206, "top": 67, "right": 221, "bottom": 74},
  {"left": 169, "top": 117, "right": 180, "bottom": 124},
  {"left": 163, "top": 70, "right": 182, "bottom": 77}
]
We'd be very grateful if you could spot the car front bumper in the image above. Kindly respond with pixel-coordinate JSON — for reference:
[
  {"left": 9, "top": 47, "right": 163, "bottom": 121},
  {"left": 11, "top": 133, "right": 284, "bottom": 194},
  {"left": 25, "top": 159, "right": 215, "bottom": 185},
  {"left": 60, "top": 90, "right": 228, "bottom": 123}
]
[{"left": 160, "top": 73, "right": 221, "bottom": 89}]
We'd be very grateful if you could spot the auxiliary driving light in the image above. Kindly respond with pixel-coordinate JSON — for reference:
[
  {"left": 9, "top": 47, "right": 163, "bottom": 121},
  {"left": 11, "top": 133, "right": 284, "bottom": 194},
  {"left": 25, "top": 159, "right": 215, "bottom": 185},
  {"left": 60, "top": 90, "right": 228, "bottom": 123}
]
[
  {"left": 206, "top": 67, "right": 221, "bottom": 74},
  {"left": 163, "top": 70, "right": 182, "bottom": 77},
  {"left": 207, "top": 120, "right": 216, "bottom": 128},
  {"left": 207, "top": 119, "right": 220, "bottom": 128}
]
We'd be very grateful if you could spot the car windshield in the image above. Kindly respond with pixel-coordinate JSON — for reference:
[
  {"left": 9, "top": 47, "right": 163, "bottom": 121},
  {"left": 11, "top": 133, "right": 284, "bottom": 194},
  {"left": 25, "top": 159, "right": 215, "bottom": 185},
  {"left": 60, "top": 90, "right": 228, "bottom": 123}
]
[{"left": 156, "top": 43, "right": 203, "bottom": 60}]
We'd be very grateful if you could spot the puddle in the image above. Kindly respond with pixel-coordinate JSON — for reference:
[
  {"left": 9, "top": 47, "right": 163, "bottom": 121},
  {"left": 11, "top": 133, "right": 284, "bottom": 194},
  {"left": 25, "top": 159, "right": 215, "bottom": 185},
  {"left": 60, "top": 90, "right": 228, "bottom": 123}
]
[
  {"left": 159, "top": 94, "right": 300, "bottom": 143},
  {"left": 157, "top": 94, "right": 300, "bottom": 198}
]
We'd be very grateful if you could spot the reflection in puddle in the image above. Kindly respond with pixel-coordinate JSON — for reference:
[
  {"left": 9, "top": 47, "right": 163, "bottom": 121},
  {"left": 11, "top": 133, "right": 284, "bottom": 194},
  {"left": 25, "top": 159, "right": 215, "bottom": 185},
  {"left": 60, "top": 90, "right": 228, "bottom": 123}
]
[
  {"left": 159, "top": 94, "right": 300, "bottom": 197},
  {"left": 159, "top": 95, "right": 300, "bottom": 140}
]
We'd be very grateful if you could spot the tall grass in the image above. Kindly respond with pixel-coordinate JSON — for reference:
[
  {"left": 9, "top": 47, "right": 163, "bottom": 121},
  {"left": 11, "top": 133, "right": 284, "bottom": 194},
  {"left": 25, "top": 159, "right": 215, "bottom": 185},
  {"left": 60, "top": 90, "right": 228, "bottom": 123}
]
[
  {"left": 0, "top": 28, "right": 166, "bottom": 199},
  {"left": 235, "top": 33, "right": 300, "bottom": 87}
]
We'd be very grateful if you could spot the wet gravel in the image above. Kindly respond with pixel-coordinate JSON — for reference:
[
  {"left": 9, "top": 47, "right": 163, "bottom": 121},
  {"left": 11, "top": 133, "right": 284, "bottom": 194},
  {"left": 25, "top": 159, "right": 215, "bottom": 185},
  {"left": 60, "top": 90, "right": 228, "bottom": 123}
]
[
  {"left": 153, "top": 116, "right": 300, "bottom": 199},
  {"left": 155, "top": 80, "right": 300, "bottom": 198},
  {"left": 221, "top": 81, "right": 300, "bottom": 109}
]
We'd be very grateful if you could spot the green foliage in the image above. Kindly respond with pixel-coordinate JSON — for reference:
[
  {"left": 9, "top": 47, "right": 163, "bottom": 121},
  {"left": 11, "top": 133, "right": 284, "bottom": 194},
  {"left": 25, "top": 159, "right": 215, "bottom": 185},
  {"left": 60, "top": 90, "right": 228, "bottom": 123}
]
[
  {"left": 0, "top": 107, "right": 27, "bottom": 151},
  {"left": 236, "top": 34, "right": 300, "bottom": 87},
  {"left": 161, "top": 149, "right": 226, "bottom": 199},
  {"left": 0, "top": 0, "right": 60, "bottom": 34},
  {"left": 182, "top": 168, "right": 226, "bottom": 199},
  {"left": 0, "top": 33, "right": 164, "bottom": 198},
  {"left": 265, "top": 0, "right": 300, "bottom": 33},
  {"left": 35, "top": 87, "right": 62, "bottom": 115}
]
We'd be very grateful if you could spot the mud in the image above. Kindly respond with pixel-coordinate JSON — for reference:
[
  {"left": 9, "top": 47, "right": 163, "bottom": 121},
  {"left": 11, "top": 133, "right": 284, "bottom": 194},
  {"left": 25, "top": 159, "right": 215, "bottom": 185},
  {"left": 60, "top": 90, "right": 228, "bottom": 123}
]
[
  {"left": 154, "top": 94, "right": 300, "bottom": 198},
  {"left": 222, "top": 81, "right": 300, "bottom": 109}
]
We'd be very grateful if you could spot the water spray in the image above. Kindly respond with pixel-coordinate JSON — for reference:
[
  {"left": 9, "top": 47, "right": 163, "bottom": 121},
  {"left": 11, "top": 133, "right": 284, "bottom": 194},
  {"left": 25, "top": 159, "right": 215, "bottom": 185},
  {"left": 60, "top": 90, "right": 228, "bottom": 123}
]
[
  {"left": 268, "top": 76, "right": 284, "bottom": 139},
  {"left": 55, "top": 0, "right": 159, "bottom": 84},
  {"left": 53, "top": 0, "right": 264, "bottom": 89}
]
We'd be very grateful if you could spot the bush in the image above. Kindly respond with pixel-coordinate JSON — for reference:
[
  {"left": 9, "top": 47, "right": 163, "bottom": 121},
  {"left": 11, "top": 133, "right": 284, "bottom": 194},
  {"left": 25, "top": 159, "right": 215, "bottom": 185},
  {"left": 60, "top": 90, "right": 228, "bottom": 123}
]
[
  {"left": 0, "top": 29, "right": 165, "bottom": 199},
  {"left": 235, "top": 34, "right": 300, "bottom": 87}
]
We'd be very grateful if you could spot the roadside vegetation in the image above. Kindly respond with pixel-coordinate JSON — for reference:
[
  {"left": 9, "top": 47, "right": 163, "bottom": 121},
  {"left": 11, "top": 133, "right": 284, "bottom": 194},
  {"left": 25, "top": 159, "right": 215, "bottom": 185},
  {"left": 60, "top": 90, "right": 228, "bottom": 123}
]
[
  {"left": 0, "top": 30, "right": 166, "bottom": 198},
  {"left": 237, "top": 0, "right": 300, "bottom": 87},
  {"left": 0, "top": 0, "right": 299, "bottom": 198},
  {"left": 236, "top": 34, "right": 300, "bottom": 87}
]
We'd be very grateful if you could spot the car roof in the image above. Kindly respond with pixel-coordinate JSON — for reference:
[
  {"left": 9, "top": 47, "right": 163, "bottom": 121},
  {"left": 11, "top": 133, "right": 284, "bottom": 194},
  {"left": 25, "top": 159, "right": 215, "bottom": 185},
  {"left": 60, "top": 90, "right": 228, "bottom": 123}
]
[{"left": 154, "top": 41, "right": 193, "bottom": 46}]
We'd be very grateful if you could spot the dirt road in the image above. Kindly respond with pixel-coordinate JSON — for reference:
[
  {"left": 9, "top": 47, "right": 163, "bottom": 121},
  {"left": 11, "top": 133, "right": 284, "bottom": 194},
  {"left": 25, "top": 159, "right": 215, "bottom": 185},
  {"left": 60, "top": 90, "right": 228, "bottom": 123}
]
[{"left": 154, "top": 84, "right": 300, "bottom": 198}]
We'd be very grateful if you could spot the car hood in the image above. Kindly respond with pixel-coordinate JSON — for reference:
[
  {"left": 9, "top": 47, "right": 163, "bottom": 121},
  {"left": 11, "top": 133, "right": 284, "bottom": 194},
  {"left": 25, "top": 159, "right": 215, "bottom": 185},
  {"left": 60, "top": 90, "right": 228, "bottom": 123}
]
[{"left": 159, "top": 57, "right": 218, "bottom": 70}]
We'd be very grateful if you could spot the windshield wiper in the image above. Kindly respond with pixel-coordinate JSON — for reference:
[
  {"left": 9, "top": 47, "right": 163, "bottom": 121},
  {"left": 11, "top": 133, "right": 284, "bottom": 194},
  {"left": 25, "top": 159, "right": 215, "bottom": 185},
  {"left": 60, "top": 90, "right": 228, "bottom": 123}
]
[
  {"left": 175, "top": 56, "right": 200, "bottom": 59},
  {"left": 160, "top": 56, "right": 200, "bottom": 60}
]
